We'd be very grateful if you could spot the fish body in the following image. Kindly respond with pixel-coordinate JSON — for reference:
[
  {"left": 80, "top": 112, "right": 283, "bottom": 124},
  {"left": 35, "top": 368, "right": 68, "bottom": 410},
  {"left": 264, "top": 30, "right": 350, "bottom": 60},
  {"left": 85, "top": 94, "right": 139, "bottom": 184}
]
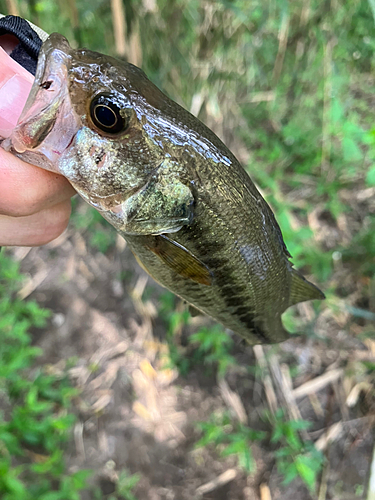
[{"left": 3, "top": 33, "right": 324, "bottom": 344}]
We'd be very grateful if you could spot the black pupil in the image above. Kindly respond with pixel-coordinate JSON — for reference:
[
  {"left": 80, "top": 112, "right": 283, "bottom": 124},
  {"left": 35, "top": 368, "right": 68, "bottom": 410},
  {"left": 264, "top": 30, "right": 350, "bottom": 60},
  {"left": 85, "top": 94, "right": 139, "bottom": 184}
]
[
  {"left": 90, "top": 94, "right": 128, "bottom": 134},
  {"left": 95, "top": 105, "right": 117, "bottom": 128}
]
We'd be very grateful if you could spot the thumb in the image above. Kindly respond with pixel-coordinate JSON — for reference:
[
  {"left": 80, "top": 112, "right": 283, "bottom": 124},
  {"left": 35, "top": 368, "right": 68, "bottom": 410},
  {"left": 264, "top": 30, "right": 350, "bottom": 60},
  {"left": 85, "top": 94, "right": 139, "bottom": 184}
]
[{"left": 0, "top": 41, "right": 33, "bottom": 139}]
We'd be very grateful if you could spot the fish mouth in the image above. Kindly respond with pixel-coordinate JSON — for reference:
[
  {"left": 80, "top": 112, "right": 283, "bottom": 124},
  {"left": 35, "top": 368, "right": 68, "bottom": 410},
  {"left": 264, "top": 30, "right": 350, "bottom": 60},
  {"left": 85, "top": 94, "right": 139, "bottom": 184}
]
[{"left": 2, "top": 33, "right": 80, "bottom": 173}]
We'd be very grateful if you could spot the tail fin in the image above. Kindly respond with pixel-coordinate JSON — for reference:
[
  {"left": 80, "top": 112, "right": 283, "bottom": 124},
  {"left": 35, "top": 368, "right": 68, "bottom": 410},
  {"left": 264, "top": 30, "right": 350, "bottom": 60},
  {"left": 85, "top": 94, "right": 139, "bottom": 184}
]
[{"left": 289, "top": 269, "right": 325, "bottom": 307}]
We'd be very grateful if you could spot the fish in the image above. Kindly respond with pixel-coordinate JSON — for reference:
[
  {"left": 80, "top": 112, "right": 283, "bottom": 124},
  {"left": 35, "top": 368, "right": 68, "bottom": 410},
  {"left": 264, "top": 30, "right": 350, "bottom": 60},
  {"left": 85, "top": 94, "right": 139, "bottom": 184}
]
[{"left": 3, "top": 33, "right": 325, "bottom": 344}]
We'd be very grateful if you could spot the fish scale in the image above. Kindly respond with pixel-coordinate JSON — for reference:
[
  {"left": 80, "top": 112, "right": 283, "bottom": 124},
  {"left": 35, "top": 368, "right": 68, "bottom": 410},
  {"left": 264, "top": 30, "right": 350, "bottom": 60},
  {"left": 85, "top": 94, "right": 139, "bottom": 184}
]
[
  {"left": 126, "top": 188, "right": 290, "bottom": 343},
  {"left": 3, "top": 32, "right": 325, "bottom": 344}
]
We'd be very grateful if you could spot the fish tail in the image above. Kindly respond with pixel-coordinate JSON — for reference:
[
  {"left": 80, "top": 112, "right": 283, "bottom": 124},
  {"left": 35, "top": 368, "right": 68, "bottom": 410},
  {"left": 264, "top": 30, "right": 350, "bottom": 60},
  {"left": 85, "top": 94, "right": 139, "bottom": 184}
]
[{"left": 289, "top": 268, "right": 325, "bottom": 307}]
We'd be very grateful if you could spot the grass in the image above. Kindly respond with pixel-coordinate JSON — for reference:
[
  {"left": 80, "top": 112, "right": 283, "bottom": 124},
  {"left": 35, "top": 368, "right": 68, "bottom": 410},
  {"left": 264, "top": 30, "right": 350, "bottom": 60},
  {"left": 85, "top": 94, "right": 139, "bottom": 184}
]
[
  {"left": 268, "top": 409, "right": 324, "bottom": 492},
  {"left": 0, "top": 251, "right": 139, "bottom": 500},
  {"left": 195, "top": 412, "right": 266, "bottom": 474},
  {"left": 159, "top": 291, "right": 236, "bottom": 377},
  {"left": 0, "top": 251, "right": 95, "bottom": 500},
  {"left": 195, "top": 409, "right": 324, "bottom": 492}
]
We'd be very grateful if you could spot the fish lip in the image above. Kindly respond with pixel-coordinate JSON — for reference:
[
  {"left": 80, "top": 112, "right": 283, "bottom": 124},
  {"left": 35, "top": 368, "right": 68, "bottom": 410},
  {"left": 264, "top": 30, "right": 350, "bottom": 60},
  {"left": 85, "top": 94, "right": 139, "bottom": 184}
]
[{"left": 3, "top": 33, "right": 80, "bottom": 173}]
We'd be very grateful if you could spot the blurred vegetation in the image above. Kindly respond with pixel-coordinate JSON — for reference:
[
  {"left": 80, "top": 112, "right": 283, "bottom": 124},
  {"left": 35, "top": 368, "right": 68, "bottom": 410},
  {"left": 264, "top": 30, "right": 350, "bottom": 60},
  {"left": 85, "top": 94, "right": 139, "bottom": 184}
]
[
  {"left": 196, "top": 412, "right": 266, "bottom": 475},
  {"left": 0, "top": 251, "right": 141, "bottom": 499},
  {"left": 195, "top": 409, "right": 324, "bottom": 492},
  {"left": 0, "top": 252, "right": 93, "bottom": 500},
  {"left": 159, "top": 291, "right": 236, "bottom": 376},
  {"left": 1, "top": 0, "right": 375, "bottom": 496}
]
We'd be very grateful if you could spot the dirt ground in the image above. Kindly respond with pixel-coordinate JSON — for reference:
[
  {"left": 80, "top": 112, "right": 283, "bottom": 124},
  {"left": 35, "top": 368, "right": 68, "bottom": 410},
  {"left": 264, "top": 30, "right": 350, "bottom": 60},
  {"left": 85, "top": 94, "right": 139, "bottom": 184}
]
[
  {"left": 12, "top": 194, "right": 375, "bottom": 500},
  {"left": 1, "top": 0, "right": 374, "bottom": 496}
]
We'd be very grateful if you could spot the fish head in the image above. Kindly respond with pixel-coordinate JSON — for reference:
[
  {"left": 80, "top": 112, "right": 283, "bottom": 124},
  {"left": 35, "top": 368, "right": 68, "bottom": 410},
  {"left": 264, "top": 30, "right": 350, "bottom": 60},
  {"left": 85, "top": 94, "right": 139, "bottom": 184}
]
[{"left": 4, "top": 32, "right": 170, "bottom": 213}]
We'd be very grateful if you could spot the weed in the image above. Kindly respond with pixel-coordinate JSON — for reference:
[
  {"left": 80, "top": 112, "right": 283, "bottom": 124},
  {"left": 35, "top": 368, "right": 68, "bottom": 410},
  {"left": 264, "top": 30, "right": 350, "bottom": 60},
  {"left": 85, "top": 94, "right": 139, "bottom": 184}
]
[
  {"left": 195, "top": 408, "right": 324, "bottom": 492},
  {"left": 266, "top": 409, "right": 324, "bottom": 492},
  {"left": 0, "top": 251, "right": 95, "bottom": 500},
  {"left": 159, "top": 292, "right": 236, "bottom": 377},
  {"left": 70, "top": 199, "right": 116, "bottom": 253},
  {"left": 189, "top": 326, "right": 236, "bottom": 378},
  {"left": 114, "top": 469, "right": 141, "bottom": 500},
  {"left": 196, "top": 412, "right": 265, "bottom": 473}
]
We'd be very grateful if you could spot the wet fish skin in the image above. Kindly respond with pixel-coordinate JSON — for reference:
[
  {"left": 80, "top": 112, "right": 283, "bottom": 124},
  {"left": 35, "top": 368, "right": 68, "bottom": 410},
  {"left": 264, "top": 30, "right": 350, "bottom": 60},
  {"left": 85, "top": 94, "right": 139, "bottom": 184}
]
[{"left": 4, "top": 33, "right": 324, "bottom": 344}]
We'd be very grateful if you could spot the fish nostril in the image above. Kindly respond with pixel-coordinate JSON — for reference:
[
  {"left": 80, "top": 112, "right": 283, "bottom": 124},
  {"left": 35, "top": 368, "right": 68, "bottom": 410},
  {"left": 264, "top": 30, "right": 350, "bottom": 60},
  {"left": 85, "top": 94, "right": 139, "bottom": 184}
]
[
  {"left": 40, "top": 80, "right": 53, "bottom": 90},
  {"left": 89, "top": 146, "right": 106, "bottom": 168}
]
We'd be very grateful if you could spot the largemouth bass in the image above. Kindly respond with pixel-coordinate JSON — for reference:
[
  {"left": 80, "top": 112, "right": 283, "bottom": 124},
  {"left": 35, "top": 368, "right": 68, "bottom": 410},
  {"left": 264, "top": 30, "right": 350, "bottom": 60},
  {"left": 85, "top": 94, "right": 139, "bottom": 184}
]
[{"left": 3, "top": 33, "right": 324, "bottom": 344}]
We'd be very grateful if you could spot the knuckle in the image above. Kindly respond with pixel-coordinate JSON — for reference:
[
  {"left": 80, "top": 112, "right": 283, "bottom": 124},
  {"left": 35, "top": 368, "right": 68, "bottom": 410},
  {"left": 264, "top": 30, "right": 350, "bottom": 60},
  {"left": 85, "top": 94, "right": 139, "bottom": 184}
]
[
  {"left": 32, "top": 202, "right": 71, "bottom": 246},
  {"left": 1, "top": 192, "right": 46, "bottom": 218}
]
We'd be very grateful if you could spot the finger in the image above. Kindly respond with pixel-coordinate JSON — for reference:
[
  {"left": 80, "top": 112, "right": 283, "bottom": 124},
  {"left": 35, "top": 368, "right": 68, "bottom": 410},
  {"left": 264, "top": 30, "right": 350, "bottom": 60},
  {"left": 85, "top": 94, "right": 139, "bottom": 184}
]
[
  {"left": 0, "top": 149, "right": 76, "bottom": 217},
  {"left": 0, "top": 34, "right": 19, "bottom": 54},
  {"left": 0, "top": 199, "right": 71, "bottom": 246}
]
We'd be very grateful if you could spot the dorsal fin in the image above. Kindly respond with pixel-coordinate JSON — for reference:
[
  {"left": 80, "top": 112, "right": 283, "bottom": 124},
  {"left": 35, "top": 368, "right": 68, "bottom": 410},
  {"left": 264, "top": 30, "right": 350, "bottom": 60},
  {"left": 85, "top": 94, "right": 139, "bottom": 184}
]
[{"left": 289, "top": 269, "right": 325, "bottom": 307}]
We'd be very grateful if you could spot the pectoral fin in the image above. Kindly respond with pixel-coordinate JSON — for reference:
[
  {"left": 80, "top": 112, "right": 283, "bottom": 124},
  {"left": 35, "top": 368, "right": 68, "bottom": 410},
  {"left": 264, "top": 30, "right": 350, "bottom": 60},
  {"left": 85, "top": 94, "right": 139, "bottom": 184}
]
[{"left": 145, "top": 235, "right": 213, "bottom": 286}]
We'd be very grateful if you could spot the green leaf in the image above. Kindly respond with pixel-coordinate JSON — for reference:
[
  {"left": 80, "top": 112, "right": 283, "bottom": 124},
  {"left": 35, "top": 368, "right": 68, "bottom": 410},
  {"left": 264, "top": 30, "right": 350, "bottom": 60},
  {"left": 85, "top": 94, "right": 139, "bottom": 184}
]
[
  {"left": 281, "top": 463, "right": 299, "bottom": 484},
  {"left": 295, "top": 455, "right": 317, "bottom": 492},
  {"left": 221, "top": 439, "right": 245, "bottom": 457},
  {"left": 289, "top": 419, "right": 312, "bottom": 431},
  {"left": 366, "top": 165, "right": 375, "bottom": 186},
  {"left": 71, "top": 469, "right": 93, "bottom": 489},
  {"left": 118, "top": 470, "right": 141, "bottom": 495},
  {"left": 238, "top": 447, "right": 254, "bottom": 472},
  {"left": 342, "top": 137, "right": 362, "bottom": 162},
  {"left": 31, "top": 449, "right": 63, "bottom": 474}
]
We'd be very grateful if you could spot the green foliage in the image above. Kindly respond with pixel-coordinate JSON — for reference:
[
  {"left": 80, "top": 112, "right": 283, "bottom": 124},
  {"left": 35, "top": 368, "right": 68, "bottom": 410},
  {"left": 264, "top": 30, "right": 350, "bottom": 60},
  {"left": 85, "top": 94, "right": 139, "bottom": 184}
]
[
  {"left": 189, "top": 326, "right": 236, "bottom": 378},
  {"left": 70, "top": 199, "right": 116, "bottom": 253},
  {"left": 196, "top": 409, "right": 324, "bottom": 492},
  {"left": 158, "top": 292, "right": 192, "bottom": 376},
  {"left": 159, "top": 292, "right": 236, "bottom": 377},
  {"left": 267, "top": 409, "right": 324, "bottom": 492},
  {"left": 364, "top": 128, "right": 375, "bottom": 186},
  {"left": 196, "top": 412, "right": 265, "bottom": 473},
  {"left": 112, "top": 469, "right": 141, "bottom": 500},
  {"left": 0, "top": 251, "right": 95, "bottom": 500}
]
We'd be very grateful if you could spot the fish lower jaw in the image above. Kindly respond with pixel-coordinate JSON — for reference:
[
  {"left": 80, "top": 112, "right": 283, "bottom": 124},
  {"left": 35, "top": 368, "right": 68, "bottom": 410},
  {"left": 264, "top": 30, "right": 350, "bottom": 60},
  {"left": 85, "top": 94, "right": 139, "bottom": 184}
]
[
  {"left": 5, "top": 136, "right": 27, "bottom": 154},
  {"left": 1, "top": 137, "right": 61, "bottom": 174}
]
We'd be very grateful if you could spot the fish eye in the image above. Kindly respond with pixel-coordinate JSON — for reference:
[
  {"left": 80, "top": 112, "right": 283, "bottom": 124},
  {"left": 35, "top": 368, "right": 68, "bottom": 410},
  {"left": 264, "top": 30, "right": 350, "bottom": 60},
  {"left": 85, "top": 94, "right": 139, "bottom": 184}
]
[{"left": 89, "top": 93, "right": 129, "bottom": 134}]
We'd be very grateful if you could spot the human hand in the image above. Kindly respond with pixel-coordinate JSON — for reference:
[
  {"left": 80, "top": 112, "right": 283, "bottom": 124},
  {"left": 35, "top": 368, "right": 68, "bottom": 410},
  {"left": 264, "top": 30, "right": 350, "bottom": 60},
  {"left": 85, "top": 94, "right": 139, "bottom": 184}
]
[
  {"left": 0, "top": 29, "right": 75, "bottom": 247},
  {"left": 0, "top": 150, "right": 75, "bottom": 246}
]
